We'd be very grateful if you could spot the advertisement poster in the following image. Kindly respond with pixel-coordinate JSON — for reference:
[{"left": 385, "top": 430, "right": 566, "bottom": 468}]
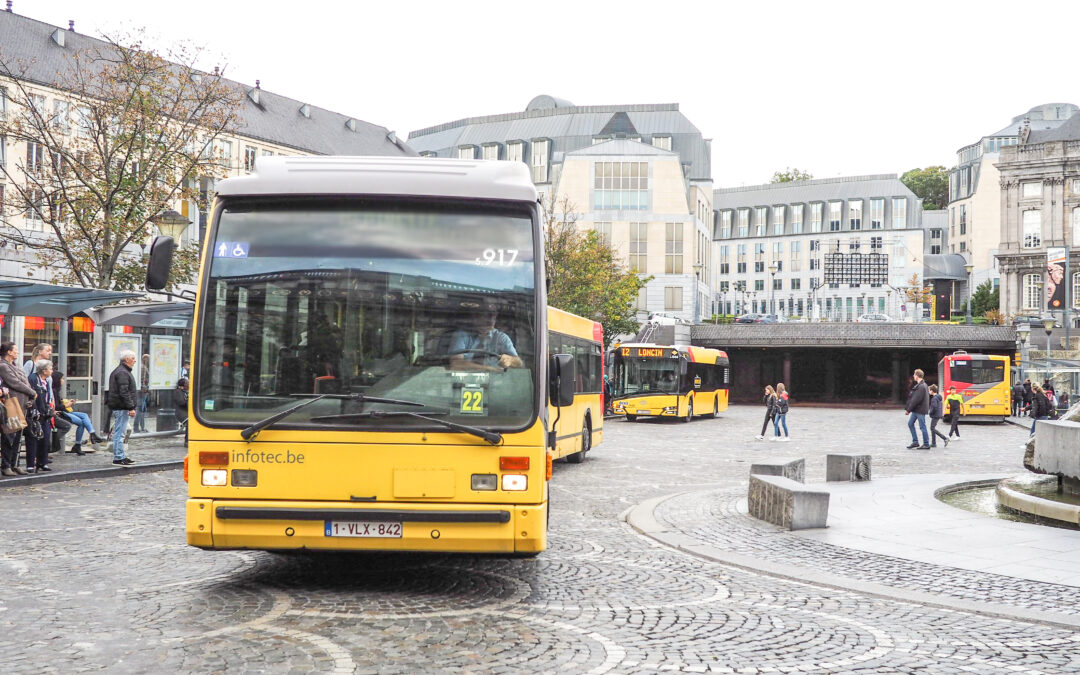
[
  {"left": 104, "top": 333, "right": 142, "bottom": 391},
  {"left": 149, "top": 335, "right": 183, "bottom": 390},
  {"left": 1046, "top": 247, "right": 1066, "bottom": 310}
]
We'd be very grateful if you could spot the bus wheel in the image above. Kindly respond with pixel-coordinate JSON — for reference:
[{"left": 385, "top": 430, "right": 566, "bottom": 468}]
[
  {"left": 683, "top": 399, "right": 693, "bottom": 423},
  {"left": 625, "top": 414, "right": 636, "bottom": 422},
  {"left": 567, "top": 421, "right": 590, "bottom": 464},
  {"left": 712, "top": 399, "right": 720, "bottom": 418}
]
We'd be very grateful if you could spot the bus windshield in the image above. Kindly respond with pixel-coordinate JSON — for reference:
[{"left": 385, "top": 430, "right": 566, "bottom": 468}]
[
  {"left": 196, "top": 199, "right": 538, "bottom": 431},
  {"left": 614, "top": 358, "right": 680, "bottom": 396}
]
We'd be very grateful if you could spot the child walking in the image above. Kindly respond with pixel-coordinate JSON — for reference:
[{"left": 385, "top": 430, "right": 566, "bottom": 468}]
[
  {"left": 756, "top": 385, "right": 776, "bottom": 440},
  {"left": 928, "top": 384, "right": 949, "bottom": 448}
]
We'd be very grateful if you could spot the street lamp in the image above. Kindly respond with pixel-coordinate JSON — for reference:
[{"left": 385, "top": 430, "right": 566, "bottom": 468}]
[
  {"left": 886, "top": 289, "right": 892, "bottom": 319},
  {"left": 768, "top": 262, "right": 778, "bottom": 316},
  {"left": 1042, "top": 316, "right": 1056, "bottom": 371},
  {"left": 964, "top": 263, "right": 975, "bottom": 325},
  {"left": 860, "top": 291, "right": 866, "bottom": 318},
  {"left": 152, "top": 209, "right": 192, "bottom": 242},
  {"left": 692, "top": 263, "right": 704, "bottom": 324},
  {"left": 1016, "top": 322, "right": 1030, "bottom": 384}
]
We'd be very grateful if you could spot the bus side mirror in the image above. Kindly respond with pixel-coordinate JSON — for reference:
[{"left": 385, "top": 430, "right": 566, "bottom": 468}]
[
  {"left": 680, "top": 360, "right": 689, "bottom": 376},
  {"left": 550, "top": 353, "right": 575, "bottom": 407},
  {"left": 146, "top": 236, "right": 176, "bottom": 291}
]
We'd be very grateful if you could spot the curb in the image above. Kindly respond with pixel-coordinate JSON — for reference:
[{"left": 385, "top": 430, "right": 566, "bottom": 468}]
[
  {"left": 625, "top": 490, "right": 1080, "bottom": 631},
  {"left": 0, "top": 460, "right": 183, "bottom": 488}
]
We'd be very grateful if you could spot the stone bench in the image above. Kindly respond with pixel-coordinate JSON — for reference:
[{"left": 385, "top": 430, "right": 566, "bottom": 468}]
[
  {"left": 749, "top": 457, "right": 805, "bottom": 483},
  {"left": 747, "top": 474, "right": 830, "bottom": 530},
  {"left": 826, "top": 454, "right": 872, "bottom": 482}
]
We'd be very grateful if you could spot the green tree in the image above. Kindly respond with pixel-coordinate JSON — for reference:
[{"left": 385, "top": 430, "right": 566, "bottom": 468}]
[
  {"left": 770, "top": 167, "right": 813, "bottom": 183},
  {"left": 969, "top": 280, "right": 999, "bottom": 316},
  {"left": 900, "top": 166, "right": 949, "bottom": 210},
  {"left": 0, "top": 32, "right": 243, "bottom": 290},
  {"left": 542, "top": 195, "right": 647, "bottom": 346}
]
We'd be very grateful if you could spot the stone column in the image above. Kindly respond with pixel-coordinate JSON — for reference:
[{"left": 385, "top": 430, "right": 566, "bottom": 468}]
[
  {"left": 783, "top": 352, "right": 792, "bottom": 389},
  {"left": 891, "top": 351, "right": 902, "bottom": 403}
]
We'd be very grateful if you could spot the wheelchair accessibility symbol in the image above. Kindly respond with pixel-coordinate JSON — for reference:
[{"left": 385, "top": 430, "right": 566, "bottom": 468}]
[{"left": 214, "top": 241, "right": 250, "bottom": 258}]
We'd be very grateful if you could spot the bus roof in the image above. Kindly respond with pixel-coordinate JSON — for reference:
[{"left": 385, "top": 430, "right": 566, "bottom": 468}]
[
  {"left": 216, "top": 156, "right": 538, "bottom": 203},
  {"left": 615, "top": 343, "right": 729, "bottom": 363},
  {"left": 939, "top": 353, "right": 1008, "bottom": 363},
  {"left": 547, "top": 306, "right": 602, "bottom": 343}
]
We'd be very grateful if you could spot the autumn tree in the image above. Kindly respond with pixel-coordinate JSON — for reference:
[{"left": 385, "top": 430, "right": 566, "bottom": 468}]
[
  {"left": 541, "top": 195, "right": 647, "bottom": 345},
  {"left": 0, "top": 33, "right": 243, "bottom": 290},
  {"left": 902, "top": 273, "right": 933, "bottom": 306},
  {"left": 770, "top": 167, "right": 813, "bottom": 183},
  {"left": 900, "top": 166, "right": 948, "bottom": 210}
]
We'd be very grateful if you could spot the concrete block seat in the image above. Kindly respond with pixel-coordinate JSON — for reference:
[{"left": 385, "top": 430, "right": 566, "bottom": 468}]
[
  {"left": 826, "top": 453, "right": 872, "bottom": 482},
  {"left": 749, "top": 457, "right": 805, "bottom": 483},
  {"left": 748, "top": 474, "right": 830, "bottom": 530}
]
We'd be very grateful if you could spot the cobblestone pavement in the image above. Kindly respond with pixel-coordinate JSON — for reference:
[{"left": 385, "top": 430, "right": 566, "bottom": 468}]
[{"left": 2, "top": 405, "right": 1080, "bottom": 673}]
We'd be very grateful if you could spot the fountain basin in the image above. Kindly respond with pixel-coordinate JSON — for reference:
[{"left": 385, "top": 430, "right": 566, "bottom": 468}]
[{"left": 997, "top": 476, "right": 1080, "bottom": 526}]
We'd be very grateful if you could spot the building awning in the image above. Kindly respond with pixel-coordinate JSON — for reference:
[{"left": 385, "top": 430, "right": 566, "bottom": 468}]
[
  {"left": 924, "top": 254, "right": 969, "bottom": 281},
  {"left": 86, "top": 301, "right": 194, "bottom": 328},
  {"left": 0, "top": 280, "right": 140, "bottom": 319}
]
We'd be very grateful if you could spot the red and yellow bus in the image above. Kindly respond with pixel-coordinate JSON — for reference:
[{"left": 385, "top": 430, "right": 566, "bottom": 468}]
[
  {"left": 937, "top": 351, "right": 1011, "bottom": 421},
  {"left": 610, "top": 344, "right": 730, "bottom": 422}
]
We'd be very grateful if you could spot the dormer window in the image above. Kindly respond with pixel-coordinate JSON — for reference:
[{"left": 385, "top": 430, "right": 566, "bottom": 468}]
[
  {"left": 457, "top": 145, "right": 477, "bottom": 160},
  {"left": 652, "top": 136, "right": 671, "bottom": 151}
]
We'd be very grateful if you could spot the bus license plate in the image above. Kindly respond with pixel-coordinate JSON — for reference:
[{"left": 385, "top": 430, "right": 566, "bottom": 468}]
[{"left": 325, "top": 521, "right": 402, "bottom": 538}]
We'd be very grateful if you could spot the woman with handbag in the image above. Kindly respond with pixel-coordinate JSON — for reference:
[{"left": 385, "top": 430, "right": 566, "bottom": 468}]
[
  {"left": 0, "top": 342, "right": 34, "bottom": 476},
  {"left": 26, "top": 359, "right": 56, "bottom": 473}
]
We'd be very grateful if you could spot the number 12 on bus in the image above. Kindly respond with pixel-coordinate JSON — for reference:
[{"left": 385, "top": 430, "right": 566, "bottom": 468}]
[{"left": 611, "top": 344, "right": 730, "bottom": 422}]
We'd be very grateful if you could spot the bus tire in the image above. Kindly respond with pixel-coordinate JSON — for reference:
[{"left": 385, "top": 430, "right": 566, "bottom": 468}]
[
  {"left": 625, "top": 414, "right": 636, "bottom": 422},
  {"left": 567, "top": 419, "right": 590, "bottom": 464},
  {"left": 712, "top": 398, "right": 720, "bottom": 418},
  {"left": 683, "top": 399, "right": 693, "bottom": 423}
]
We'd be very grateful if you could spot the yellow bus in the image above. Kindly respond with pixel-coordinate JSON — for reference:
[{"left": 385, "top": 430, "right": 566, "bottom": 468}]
[
  {"left": 610, "top": 344, "right": 730, "bottom": 422},
  {"left": 546, "top": 307, "right": 604, "bottom": 463},
  {"left": 148, "top": 156, "right": 589, "bottom": 555},
  {"left": 937, "top": 351, "right": 1011, "bottom": 421}
]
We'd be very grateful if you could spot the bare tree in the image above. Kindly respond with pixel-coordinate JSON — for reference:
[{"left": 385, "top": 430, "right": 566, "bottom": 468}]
[{"left": 0, "top": 33, "right": 243, "bottom": 290}]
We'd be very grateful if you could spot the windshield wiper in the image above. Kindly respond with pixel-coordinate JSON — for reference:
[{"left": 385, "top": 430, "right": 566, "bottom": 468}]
[
  {"left": 309, "top": 410, "right": 503, "bottom": 446},
  {"left": 240, "top": 393, "right": 425, "bottom": 441}
]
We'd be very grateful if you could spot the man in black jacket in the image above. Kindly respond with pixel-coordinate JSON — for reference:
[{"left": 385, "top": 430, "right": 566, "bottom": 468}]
[
  {"left": 905, "top": 368, "right": 931, "bottom": 449},
  {"left": 107, "top": 351, "right": 138, "bottom": 466},
  {"left": 1011, "top": 381, "right": 1025, "bottom": 417}
]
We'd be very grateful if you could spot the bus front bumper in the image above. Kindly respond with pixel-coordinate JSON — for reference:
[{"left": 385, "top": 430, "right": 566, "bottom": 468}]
[{"left": 187, "top": 499, "right": 547, "bottom": 554}]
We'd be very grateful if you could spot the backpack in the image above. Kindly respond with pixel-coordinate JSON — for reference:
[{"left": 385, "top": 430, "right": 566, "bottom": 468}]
[{"left": 776, "top": 395, "right": 789, "bottom": 415}]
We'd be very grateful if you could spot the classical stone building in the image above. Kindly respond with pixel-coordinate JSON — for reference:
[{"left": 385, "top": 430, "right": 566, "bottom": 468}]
[
  {"left": 995, "top": 114, "right": 1080, "bottom": 325},
  {"left": 407, "top": 96, "right": 714, "bottom": 323},
  {"left": 947, "top": 103, "right": 1079, "bottom": 292}
]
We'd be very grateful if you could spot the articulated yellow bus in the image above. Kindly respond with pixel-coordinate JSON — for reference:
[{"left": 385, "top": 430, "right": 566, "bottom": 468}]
[
  {"left": 148, "top": 156, "right": 592, "bottom": 555},
  {"left": 610, "top": 344, "right": 730, "bottom": 421},
  {"left": 546, "top": 307, "right": 604, "bottom": 463}
]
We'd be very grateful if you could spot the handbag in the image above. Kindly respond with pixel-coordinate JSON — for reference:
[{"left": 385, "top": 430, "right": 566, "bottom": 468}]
[{"left": 2, "top": 396, "right": 26, "bottom": 434}]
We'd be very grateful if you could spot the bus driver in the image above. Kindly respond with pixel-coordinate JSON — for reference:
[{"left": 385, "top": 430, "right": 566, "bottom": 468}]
[{"left": 449, "top": 306, "right": 524, "bottom": 372}]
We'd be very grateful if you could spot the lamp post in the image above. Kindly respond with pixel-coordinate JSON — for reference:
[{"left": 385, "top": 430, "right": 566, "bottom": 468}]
[
  {"left": 1016, "top": 322, "right": 1030, "bottom": 385},
  {"left": 860, "top": 291, "right": 866, "bottom": 319},
  {"left": 964, "top": 263, "right": 975, "bottom": 325},
  {"left": 768, "top": 262, "right": 778, "bottom": 316},
  {"left": 692, "top": 263, "right": 704, "bottom": 324},
  {"left": 152, "top": 209, "right": 192, "bottom": 243},
  {"left": 886, "top": 289, "right": 892, "bottom": 320},
  {"left": 1042, "top": 316, "right": 1056, "bottom": 375}
]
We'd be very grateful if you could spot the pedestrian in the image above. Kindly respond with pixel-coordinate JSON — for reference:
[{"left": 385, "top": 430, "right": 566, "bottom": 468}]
[
  {"left": 1061, "top": 391, "right": 1071, "bottom": 412},
  {"left": 1022, "top": 379, "right": 1033, "bottom": 416},
  {"left": 756, "top": 385, "right": 777, "bottom": 440},
  {"left": 1029, "top": 383, "right": 1050, "bottom": 436},
  {"left": 772, "top": 383, "right": 790, "bottom": 440},
  {"left": 1045, "top": 387, "right": 1058, "bottom": 420},
  {"left": 106, "top": 351, "right": 138, "bottom": 466},
  {"left": 945, "top": 386, "right": 964, "bottom": 439},
  {"left": 928, "top": 384, "right": 949, "bottom": 448},
  {"left": 1011, "top": 380, "right": 1025, "bottom": 417},
  {"left": 0, "top": 342, "right": 35, "bottom": 476},
  {"left": 26, "top": 359, "right": 55, "bottom": 473},
  {"left": 23, "top": 343, "right": 52, "bottom": 378},
  {"left": 904, "top": 368, "right": 930, "bottom": 449},
  {"left": 134, "top": 354, "right": 150, "bottom": 433}
]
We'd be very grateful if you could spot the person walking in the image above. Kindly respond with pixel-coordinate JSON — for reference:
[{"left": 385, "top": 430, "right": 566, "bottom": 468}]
[
  {"left": 928, "top": 384, "right": 949, "bottom": 448},
  {"left": 106, "top": 351, "right": 138, "bottom": 466},
  {"left": 1022, "top": 378, "right": 1033, "bottom": 416},
  {"left": 945, "top": 386, "right": 964, "bottom": 439},
  {"left": 25, "top": 360, "right": 55, "bottom": 472},
  {"left": 772, "top": 383, "right": 790, "bottom": 440},
  {"left": 0, "top": 342, "right": 35, "bottom": 476},
  {"left": 1011, "top": 381, "right": 1025, "bottom": 418},
  {"left": 904, "top": 368, "right": 931, "bottom": 449},
  {"left": 756, "top": 385, "right": 777, "bottom": 440},
  {"left": 1029, "top": 383, "right": 1051, "bottom": 436}
]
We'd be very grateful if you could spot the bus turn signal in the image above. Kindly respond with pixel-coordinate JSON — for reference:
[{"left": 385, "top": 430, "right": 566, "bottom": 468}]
[
  {"left": 499, "top": 456, "right": 529, "bottom": 471},
  {"left": 200, "top": 451, "right": 229, "bottom": 466}
]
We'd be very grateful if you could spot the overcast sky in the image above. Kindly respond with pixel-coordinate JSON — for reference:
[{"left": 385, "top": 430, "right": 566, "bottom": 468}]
[{"left": 26, "top": 0, "right": 1080, "bottom": 186}]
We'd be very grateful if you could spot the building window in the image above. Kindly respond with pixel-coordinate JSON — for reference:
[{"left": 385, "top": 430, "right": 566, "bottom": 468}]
[
  {"left": 506, "top": 141, "right": 523, "bottom": 163},
  {"left": 810, "top": 258, "right": 820, "bottom": 270},
  {"left": 791, "top": 278, "right": 802, "bottom": 291},
  {"left": 849, "top": 199, "right": 862, "bottom": 230},
  {"left": 1072, "top": 179, "right": 1080, "bottom": 195},
  {"left": 959, "top": 204, "right": 967, "bottom": 235},
  {"left": 0, "top": 134, "right": 5, "bottom": 166},
  {"left": 849, "top": 238, "right": 861, "bottom": 252},
  {"left": 772, "top": 205, "right": 785, "bottom": 235},
  {"left": 930, "top": 228, "right": 942, "bottom": 240},
  {"left": 594, "top": 222, "right": 611, "bottom": 248},
  {"left": 629, "top": 222, "right": 647, "bottom": 272},
  {"left": 261, "top": 149, "right": 274, "bottom": 157},
  {"left": 810, "top": 203, "right": 823, "bottom": 232},
  {"left": 959, "top": 241, "right": 966, "bottom": 252},
  {"left": 531, "top": 139, "right": 549, "bottom": 182},
  {"left": 0, "top": 183, "right": 4, "bottom": 216},
  {"left": 1023, "top": 210, "right": 1041, "bottom": 248},
  {"left": 719, "top": 245, "right": 730, "bottom": 274},
  {"left": 772, "top": 241, "right": 783, "bottom": 262},
  {"left": 791, "top": 204, "right": 803, "bottom": 234},
  {"left": 481, "top": 144, "right": 499, "bottom": 160},
  {"left": 772, "top": 278, "right": 783, "bottom": 291},
  {"left": 870, "top": 198, "right": 883, "bottom": 229},
  {"left": 754, "top": 261, "right": 765, "bottom": 273},
  {"left": 457, "top": 146, "right": 476, "bottom": 160},
  {"left": 755, "top": 207, "right": 767, "bottom": 236},
  {"left": 1023, "top": 273, "right": 1041, "bottom": 310},
  {"left": 931, "top": 245, "right": 941, "bottom": 254},
  {"left": 870, "top": 236, "right": 882, "bottom": 251},
  {"left": 892, "top": 242, "right": 905, "bottom": 267},
  {"left": 754, "top": 279, "right": 765, "bottom": 291},
  {"left": 736, "top": 243, "right": 747, "bottom": 274},
  {"left": 26, "top": 141, "right": 45, "bottom": 172},
  {"left": 0, "top": 86, "right": 6, "bottom": 118},
  {"left": 738, "top": 208, "right": 749, "bottom": 237},
  {"left": 828, "top": 201, "right": 842, "bottom": 231},
  {"left": 594, "top": 161, "right": 648, "bottom": 210},
  {"left": 664, "top": 286, "right": 682, "bottom": 311},
  {"left": 665, "top": 223, "right": 683, "bottom": 274},
  {"left": 720, "top": 210, "right": 732, "bottom": 238},
  {"left": 51, "top": 100, "right": 70, "bottom": 133},
  {"left": 892, "top": 198, "right": 907, "bottom": 229},
  {"left": 652, "top": 136, "right": 671, "bottom": 151},
  {"left": 243, "top": 146, "right": 257, "bottom": 172},
  {"left": 1073, "top": 271, "right": 1080, "bottom": 309},
  {"left": 1022, "top": 181, "right": 1041, "bottom": 199}
]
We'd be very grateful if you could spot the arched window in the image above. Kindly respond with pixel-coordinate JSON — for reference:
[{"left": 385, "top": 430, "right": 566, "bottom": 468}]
[
  {"left": 1073, "top": 271, "right": 1080, "bottom": 310},
  {"left": 1023, "top": 273, "right": 1041, "bottom": 310}
]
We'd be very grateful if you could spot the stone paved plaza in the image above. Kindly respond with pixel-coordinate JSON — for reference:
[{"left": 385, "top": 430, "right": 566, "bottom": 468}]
[{"left": 1, "top": 405, "right": 1078, "bottom": 673}]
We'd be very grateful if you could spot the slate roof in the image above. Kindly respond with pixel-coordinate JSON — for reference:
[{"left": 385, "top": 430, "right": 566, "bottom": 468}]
[
  {"left": 713, "top": 175, "right": 917, "bottom": 210},
  {"left": 565, "top": 139, "right": 676, "bottom": 157},
  {"left": 0, "top": 10, "right": 412, "bottom": 157},
  {"left": 406, "top": 99, "right": 711, "bottom": 180},
  {"left": 692, "top": 323, "right": 1014, "bottom": 350},
  {"left": 1027, "top": 112, "right": 1080, "bottom": 144}
]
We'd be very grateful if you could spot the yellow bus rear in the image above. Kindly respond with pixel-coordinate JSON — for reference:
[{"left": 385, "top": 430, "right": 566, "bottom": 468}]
[
  {"left": 611, "top": 344, "right": 730, "bottom": 422},
  {"left": 937, "top": 351, "right": 1011, "bottom": 421}
]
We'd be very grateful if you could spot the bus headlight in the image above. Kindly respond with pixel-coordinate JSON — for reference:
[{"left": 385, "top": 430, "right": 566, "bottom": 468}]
[
  {"left": 231, "top": 469, "right": 258, "bottom": 487},
  {"left": 471, "top": 474, "right": 498, "bottom": 491},
  {"left": 663, "top": 406, "right": 677, "bottom": 414},
  {"left": 501, "top": 474, "right": 527, "bottom": 491},
  {"left": 201, "top": 469, "right": 227, "bottom": 486}
]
